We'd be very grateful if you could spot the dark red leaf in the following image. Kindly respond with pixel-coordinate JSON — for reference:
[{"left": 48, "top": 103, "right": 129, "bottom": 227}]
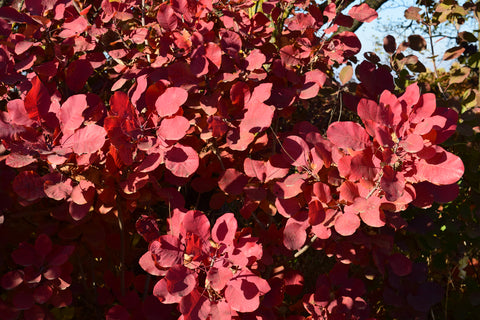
[
  {"left": 389, "top": 253, "right": 412, "bottom": 276},
  {"left": 65, "top": 59, "right": 94, "bottom": 92},
  {"left": 1, "top": 270, "right": 24, "bottom": 290},
  {"left": 12, "top": 171, "right": 44, "bottom": 201}
]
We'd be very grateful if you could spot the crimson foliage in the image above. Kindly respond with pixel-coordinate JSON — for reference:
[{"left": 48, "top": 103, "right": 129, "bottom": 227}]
[{"left": 0, "top": 0, "right": 465, "bottom": 319}]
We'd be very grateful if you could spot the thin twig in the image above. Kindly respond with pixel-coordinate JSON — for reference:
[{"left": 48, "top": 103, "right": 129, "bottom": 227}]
[{"left": 117, "top": 203, "right": 126, "bottom": 297}]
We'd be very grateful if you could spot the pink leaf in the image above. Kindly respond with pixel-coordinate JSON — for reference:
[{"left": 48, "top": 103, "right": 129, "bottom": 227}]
[
  {"left": 244, "top": 158, "right": 267, "bottom": 182},
  {"left": 153, "top": 278, "right": 182, "bottom": 304},
  {"left": 300, "top": 70, "right": 327, "bottom": 99},
  {"left": 207, "top": 267, "right": 233, "bottom": 292},
  {"left": 327, "top": 121, "right": 370, "bottom": 150},
  {"left": 165, "top": 265, "right": 196, "bottom": 297},
  {"left": 139, "top": 252, "right": 164, "bottom": 276},
  {"left": 381, "top": 166, "right": 406, "bottom": 202},
  {"left": 240, "top": 102, "right": 274, "bottom": 134},
  {"left": 59, "top": 94, "right": 88, "bottom": 133},
  {"left": 334, "top": 212, "right": 360, "bottom": 236},
  {"left": 149, "top": 235, "right": 183, "bottom": 268},
  {"left": 246, "top": 49, "right": 266, "bottom": 71},
  {"left": 164, "top": 144, "right": 199, "bottom": 178},
  {"left": 349, "top": 3, "right": 378, "bottom": 22},
  {"left": 212, "top": 213, "right": 237, "bottom": 245},
  {"left": 225, "top": 269, "right": 270, "bottom": 313},
  {"left": 157, "top": 116, "right": 190, "bottom": 141},
  {"left": 182, "top": 210, "right": 211, "bottom": 241},
  {"left": 61, "top": 124, "right": 106, "bottom": 154},
  {"left": 156, "top": 87, "right": 188, "bottom": 117},
  {"left": 272, "top": 173, "right": 305, "bottom": 199},
  {"left": 415, "top": 146, "right": 464, "bottom": 185},
  {"left": 399, "top": 134, "right": 424, "bottom": 153},
  {"left": 283, "top": 219, "right": 307, "bottom": 251}
]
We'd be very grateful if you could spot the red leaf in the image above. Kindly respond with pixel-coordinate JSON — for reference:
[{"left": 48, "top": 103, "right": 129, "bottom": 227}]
[
  {"left": 157, "top": 3, "right": 177, "bottom": 31},
  {"left": 69, "top": 202, "right": 90, "bottom": 221},
  {"left": 136, "top": 215, "right": 160, "bottom": 242},
  {"left": 11, "top": 242, "right": 36, "bottom": 266},
  {"left": 179, "top": 290, "right": 211, "bottom": 320},
  {"left": 156, "top": 87, "right": 188, "bottom": 117},
  {"left": 349, "top": 3, "right": 378, "bottom": 22},
  {"left": 5, "top": 153, "right": 36, "bottom": 168},
  {"left": 308, "top": 200, "right": 326, "bottom": 225},
  {"left": 34, "top": 234, "right": 52, "bottom": 258},
  {"left": 158, "top": 116, "right": 190, "bottom": 141},
  {"left": 164, "top": 144, "right": 199, "bottom": 178},
  {"left": 334, "top": 212, "right": 360, "bottom": 236},
  {"left": 399, "top": 83, "right": 420, "bottom": 109},
  {"left": 225, "top": 269, "right": 270, "bottom": 313},
  {"left": 212, "top": 212, "right": 237, "bottom": 245},
  {"left": 24, "top": 76, "right": 50, "bottom": 123},
  {"left": 327, "top": 121, "right": 370, "bottom": 150},
  {"left": 218, "top": 168, "right": 248, "bottom": 195},
  {"left": 415, "top": 146, "right": 464, "bottom": 185}
]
